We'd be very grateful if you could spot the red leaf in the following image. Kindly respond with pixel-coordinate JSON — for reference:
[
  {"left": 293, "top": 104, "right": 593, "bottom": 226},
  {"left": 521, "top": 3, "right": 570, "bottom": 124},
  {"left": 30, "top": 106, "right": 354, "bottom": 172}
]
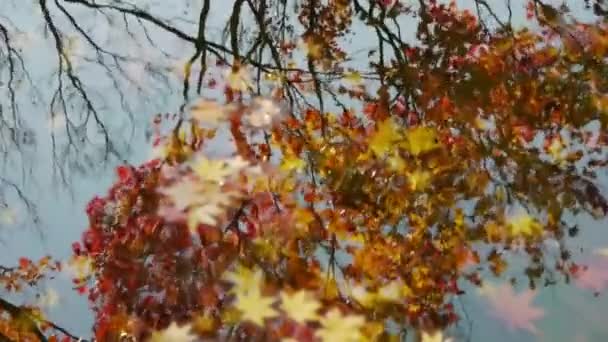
[{"left": 18, "top": 257, "right": 31, "bottom": 269}]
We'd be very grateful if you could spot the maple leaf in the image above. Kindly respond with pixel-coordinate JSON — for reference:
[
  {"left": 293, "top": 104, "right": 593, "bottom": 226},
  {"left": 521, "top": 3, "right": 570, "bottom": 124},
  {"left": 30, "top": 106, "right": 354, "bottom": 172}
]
[
  {"left": 546, "top": 136, "right": 565, "bottom": 162},
  {"left": 280, "top": 290, "right": 321, "bottom": 324},
  {"left": 351, "top": 285, "right": 376, "bottom": 308},
  {"left": 573, "top": 260, "right": 608, "bottom": 292},
  {"left": 403, "top": 126, "right": 439, "bottom": 156},
  {"left": 246, "top": 98, "right": 281, "bottom": 128},
  {"left": 407, "top": 168, "right": 432, "bottom": 191},
  {"left": 421, "top": 331, "right": 452, "bottom": 342},
  {"left": 387, "top": 152, "right": 406, "bottom": 172},
  {"left": 64, "top": 255, "right": 93, "bottom": 279},
  {"left": 376, "top": 281, "right": 403, "bottom": 302},
  {"left": 159, "top": 179, "right": 208, "bottom": 211},
  {"left": 190, "top": 156, "right": 236, "bottom": 184},
  {"left": 234, "top": 286, "right": 278, "bottom": 326},
  {"left": 344, "top": 70, "right": 363, "bottom": 86},
  {"left": 149, "top": 322, "right": 197, "bottom": 342},
  {"left": 507, "top": 212, "right": 542, "bottom": 237},
  {"left": 479, "top": 283, "right": 544, "bottom": 334},
  {"left": 187, "top": 203, "right": 225, "bottom": 229},
  {"left": 315, "top": 308, "right": 365, "bottom": 342},
  {"left": 226, "top": 66, "right": 252, "bottom": 92},
  {"left": 369, "top": 118, "right": 401, "bottom": 157},
  {"left": 190, "top": 99, "right": 227, "bottom": 125},
  {"left": 223, "top": 266, "right": 265, "bottom": 296},
  {"left": 280, "top": 152, "right": 306, "bottom": 173}
]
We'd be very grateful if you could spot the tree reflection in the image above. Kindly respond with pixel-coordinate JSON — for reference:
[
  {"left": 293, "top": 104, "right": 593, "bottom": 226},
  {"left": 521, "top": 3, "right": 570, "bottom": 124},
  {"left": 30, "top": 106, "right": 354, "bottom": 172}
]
[{"left": 0, "top": 0, "right": 608, "bottom": 341}]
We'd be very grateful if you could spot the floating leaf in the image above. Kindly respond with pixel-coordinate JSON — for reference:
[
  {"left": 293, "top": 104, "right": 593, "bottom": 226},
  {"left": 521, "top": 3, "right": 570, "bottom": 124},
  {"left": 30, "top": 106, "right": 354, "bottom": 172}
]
[
  {"left": 315, "top": 309, "right": 365, "bottom": 342},
  {"left": 280, "top": 290, "right": 321, "bottom": 323},
  {"left": 479, "top": 283, "right": 544, "bottom": 334},
  {"left": 149, "top": 322, "right": 197, "bottom": 342}
]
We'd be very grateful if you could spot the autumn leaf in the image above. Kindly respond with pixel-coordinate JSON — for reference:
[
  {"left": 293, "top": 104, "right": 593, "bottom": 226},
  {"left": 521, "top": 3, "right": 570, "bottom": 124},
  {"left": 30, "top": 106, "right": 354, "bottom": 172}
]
[
  {"left": 376, "top": 281, "right": 404, "bottom": 302},
  {"left": 190, "top": 99, "right": 229, "bottom": 125},
  {"left": 191, "top": 157, "right": 237, "bottom": 183},
  {"left": 403, "top": 126, "right": 440, "bottom": 156},
  {"left": 351, "top": 285, "right": 376, "bottom": 308},
  {"left": 159, "top": 179, "right": 208, "bottom": 211},
  {"left": 479, "top": 283, "right": 544, "bottom": 334},
  {"left": 246, "top": 98, "right": 281, "bottom": 128},
  {"left": 159, "top": 180, "right": 237, "bottom": 230},
  {"left": 369, "top": 118, "right": 401, "bottom": 157},
  {"left": 223, "top": 266, "right": 267, "bottom": 298},
  {"left": 149, "top": 322, "right": 197, "bottom": 342},
  {"left": 234, "top": 286, "right": 278, "bottom": 326},
  {"left": 64, "top": 255, "right": 93, "bottom": 279},
  {"left": 226, "top": 66, "right": 252, "bottom": 92},
  {"left": 573, "top": 259, "right": 608, "bottom": 293},
  {"left": 280, "top": 152, "right": 306, "bottom": 173},
  {"left": 187, "top": 203, "right": 225, "bottom": 229},
  {"left": 344, "top": 70, "right": 363, "bottom": 86},
  {"left": 280, "top": 290, "right": 321, "bottom": 324},
  {"left": 546, "top": 136, "right": 565, "bottom": 162},
  {"left": 315, "top": 308, "right": 365, "bottom": 342},
  {"left": 407, "top": 168, "right": 432, "bottom": 191},
  {"left": 507, "top": 212, "right": 543, "bottom": 238},
  {"left": 421, "top": 331, "right": 452, "bottom": 342}
]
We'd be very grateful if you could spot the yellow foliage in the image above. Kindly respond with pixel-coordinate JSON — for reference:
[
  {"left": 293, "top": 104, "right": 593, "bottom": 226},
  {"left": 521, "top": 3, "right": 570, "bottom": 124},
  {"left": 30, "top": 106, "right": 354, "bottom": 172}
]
[
  {"left": 404, "top": 126, "right": 440, "bottom": 156},
  {"left": 369, "top": 119, "right": 401, "bottom": 157},
  {"left": 507, "top": 213, "right": 542, "bottom": 237},
  {"left": 234, "top": 286, "right": 278, "bottom": 326},
  {"left": 280, "top": 152, "right": 306, "bottom": 173},
  {"left": 315, "top": 309, "right": 365, "bottom": 342},
  {"left": 280, "top": 290, "right": 321, "bottom": 323}
]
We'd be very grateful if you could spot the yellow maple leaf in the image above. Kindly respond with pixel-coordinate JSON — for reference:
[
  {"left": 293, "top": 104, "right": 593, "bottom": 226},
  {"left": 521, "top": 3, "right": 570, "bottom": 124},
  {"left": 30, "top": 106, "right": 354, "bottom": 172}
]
[
  {"left": 280, "top": 290, "right": 321, "bottom": 324},
  {"left": 421, "top": 330, "right": 452, "bottom": 342},
  {"left": 369, "top": 118, "right": 401, "bottom": 157},
  {"left": 344, "top": 70, "right": 363, "bottom": 86},
  {"left": 65, "top": 255, "right": 93, "bottom": 279},
  {"left": 280, "top": 152, "right": 306, "bottom": 173},
  {"left": 546, "top": 137, "right": 565, "bottom": 162},
  {"left": 404, "top": 126, "right": 439, "bottom": 156},
  {"left": 234, "top": 286, "right": 278, "bottom": 326},
  {"left": 223, "top": 265, "right": 264, "bottom": 296},
  {"left": 191, "top": 157, "right": 235, "bottom": 183},
  {"left": 315, "top": 309, "right": 365, "bottom": 342},
  {"left": 192, "top": 313, "right": 216, "bottom": 334},
  {"left": 149, "top": 322, "right": 197, "bottom": 342},
  {"left": 408, "top": 168, "right": 432, "bottom": 191},
  {"left": 507, "top": 213, "right": 542, "bottom": 237},
  {"left": 387, "top": 152, "right": 406, "bottom": 172},
  {"left": 190, "top": 99, "right": 227, "bottom": 125},
  {"left": 377, "top": 281, "right": 402, "bottom": 302},
  {"left": 226, "top": 66, "right": 252, "bottom": 92},
  {"left": 351, "top": 285, "right": 376, "bottom": 308}
]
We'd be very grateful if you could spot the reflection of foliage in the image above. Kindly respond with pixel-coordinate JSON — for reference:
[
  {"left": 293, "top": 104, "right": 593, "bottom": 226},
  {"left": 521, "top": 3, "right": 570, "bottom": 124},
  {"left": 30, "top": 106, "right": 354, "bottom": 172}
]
[
  {"left": 0, "top": 258, "right": 86, "bottom": 341},
  {"left": 0, "top": 0, "right": 608, "bottom": 341}
]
